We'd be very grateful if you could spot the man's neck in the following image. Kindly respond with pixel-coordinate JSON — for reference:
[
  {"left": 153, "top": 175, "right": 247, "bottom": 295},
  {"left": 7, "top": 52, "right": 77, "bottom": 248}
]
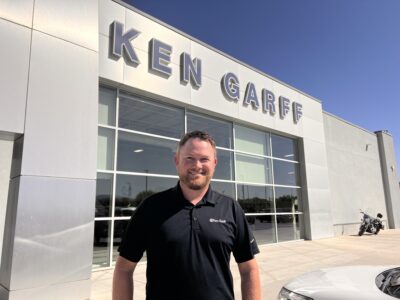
[{"left": 179, "top": 182, "right": 209, "bottom": 205}]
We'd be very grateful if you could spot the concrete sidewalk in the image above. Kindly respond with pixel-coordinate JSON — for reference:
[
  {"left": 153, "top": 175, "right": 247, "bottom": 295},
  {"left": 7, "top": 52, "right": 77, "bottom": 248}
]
[{"left": 90, "top": 229, "right": 400, "bottom": 299}]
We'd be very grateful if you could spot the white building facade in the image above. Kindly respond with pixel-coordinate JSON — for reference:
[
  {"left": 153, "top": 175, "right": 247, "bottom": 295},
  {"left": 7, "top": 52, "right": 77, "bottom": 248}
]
[{"left": 0, "top": 0, "right": 399, "bottom": 299}]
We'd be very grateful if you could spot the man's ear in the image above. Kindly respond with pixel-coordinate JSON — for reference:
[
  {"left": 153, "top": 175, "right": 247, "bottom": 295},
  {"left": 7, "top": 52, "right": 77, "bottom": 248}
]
[{"left": 174, "top": 154, "right": 178, "bottom": 166}]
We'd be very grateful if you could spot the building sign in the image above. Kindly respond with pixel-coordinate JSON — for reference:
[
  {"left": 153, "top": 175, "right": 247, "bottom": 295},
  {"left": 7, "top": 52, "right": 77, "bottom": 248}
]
[
  {"left": 109, "top": 21, "right": 302, "bottom": 124},
  {"left": 221, "top": 72, "right": 303, "bottom": 123}
]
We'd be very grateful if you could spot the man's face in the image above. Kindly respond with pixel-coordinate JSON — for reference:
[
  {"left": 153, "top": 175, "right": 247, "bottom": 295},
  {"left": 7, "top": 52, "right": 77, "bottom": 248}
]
[{"left": 174, "top": 138, "right": 217, "bottom": 191}]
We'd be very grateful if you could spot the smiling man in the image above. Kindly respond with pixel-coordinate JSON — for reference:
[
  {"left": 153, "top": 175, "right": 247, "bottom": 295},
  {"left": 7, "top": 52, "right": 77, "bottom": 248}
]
[{"left": 113, "top": 130, "right": 261, "bottom": 300}]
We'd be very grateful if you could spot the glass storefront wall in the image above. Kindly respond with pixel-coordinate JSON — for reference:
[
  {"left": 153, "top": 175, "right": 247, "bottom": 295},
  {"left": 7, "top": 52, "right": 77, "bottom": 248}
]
[{"left": 94, "top": 86, "right": 303, "bottom": 268}]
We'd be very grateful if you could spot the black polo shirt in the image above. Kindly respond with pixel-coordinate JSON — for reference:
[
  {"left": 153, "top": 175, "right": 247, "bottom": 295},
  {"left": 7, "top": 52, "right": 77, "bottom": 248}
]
[{"left": 118, "top": 183, "right": 259, "bottom": 300}]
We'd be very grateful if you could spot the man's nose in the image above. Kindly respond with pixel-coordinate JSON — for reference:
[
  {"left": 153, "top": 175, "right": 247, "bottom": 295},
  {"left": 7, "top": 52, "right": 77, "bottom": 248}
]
[{"left": 194, "top": 159, "right": 203, "bottom": 168}]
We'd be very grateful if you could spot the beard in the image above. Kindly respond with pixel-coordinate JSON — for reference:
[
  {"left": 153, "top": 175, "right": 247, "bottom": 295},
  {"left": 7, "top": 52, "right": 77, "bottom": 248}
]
[{"left": 180, "top": 172, "right": 212, "bottom": 190}]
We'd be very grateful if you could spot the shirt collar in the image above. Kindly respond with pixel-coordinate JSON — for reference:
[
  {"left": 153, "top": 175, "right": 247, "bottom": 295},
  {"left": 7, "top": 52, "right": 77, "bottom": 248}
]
[{"left": 174, "top": 181, "right": 216, "bottom": 206}]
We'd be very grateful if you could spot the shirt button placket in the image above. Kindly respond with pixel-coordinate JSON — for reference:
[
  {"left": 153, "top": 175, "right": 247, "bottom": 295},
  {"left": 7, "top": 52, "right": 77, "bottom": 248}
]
[{"left": 192, "top": 208, "right": 200, "bottom": 231}]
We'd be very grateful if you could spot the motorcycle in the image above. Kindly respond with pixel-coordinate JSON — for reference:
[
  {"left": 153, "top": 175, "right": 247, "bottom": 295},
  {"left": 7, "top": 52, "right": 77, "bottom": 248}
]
[{"left": 358, "top": 211, "right": 384, "bottom": 236}]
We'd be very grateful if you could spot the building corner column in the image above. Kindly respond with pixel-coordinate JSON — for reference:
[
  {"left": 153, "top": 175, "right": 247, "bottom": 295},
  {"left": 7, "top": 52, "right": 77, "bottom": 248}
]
[{"left": 375, "top": 130, "right": 400, "bottom": 229}]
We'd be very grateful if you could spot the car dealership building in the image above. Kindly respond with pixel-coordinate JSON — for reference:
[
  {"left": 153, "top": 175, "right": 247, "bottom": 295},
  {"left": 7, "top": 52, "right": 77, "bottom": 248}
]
[{"left": 1, "top": 0, "right": 400, "bottom": 299}]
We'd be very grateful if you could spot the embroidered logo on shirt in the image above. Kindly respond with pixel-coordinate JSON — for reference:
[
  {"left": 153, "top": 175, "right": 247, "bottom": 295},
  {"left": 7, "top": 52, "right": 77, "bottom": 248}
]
[{"left": 209, "top": 218, "right": 226, "bottom": 223}]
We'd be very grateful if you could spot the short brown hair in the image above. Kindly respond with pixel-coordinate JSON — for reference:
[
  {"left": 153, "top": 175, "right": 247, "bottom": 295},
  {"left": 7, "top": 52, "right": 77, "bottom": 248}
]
[{"left": 178, "top": 130, "right": 217, "bottom": 154}]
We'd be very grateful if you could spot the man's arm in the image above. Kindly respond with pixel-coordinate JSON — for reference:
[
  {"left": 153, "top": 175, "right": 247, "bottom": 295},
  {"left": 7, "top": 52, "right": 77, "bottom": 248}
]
[
  {"left": 112, "top": 255, "right": 138, "bottom": 300},
  {"left": 238, "top": 258, "right": 261, "bottom": 300}
]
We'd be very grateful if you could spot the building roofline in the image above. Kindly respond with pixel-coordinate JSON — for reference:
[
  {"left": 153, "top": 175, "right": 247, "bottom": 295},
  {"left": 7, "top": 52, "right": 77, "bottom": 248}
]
[
  {"left": 112, "top": 0, "right": 321, "bottom": 104},
  {"left": 322, "top": 110, "right": 388, "bottom": 136}
]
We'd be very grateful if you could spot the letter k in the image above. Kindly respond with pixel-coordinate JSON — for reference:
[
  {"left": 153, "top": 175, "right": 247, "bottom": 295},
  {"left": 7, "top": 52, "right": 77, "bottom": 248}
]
[{"left": 111, "top": 21, "right": 140, "bottom": 64}]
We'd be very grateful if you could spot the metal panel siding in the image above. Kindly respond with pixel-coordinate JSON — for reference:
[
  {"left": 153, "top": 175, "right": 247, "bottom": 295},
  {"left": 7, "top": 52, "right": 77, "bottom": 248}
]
[
  {"left": 0, "top": 19, "right": 31, "bottom": 134},
  {"left": 8, "top": 176, "right": 95, "bottom": 290},
  {"left": 33, "top": 0, "right": 98, "bottom": 51},
  {"left": 0, "top": 0, "right": 34, "bottom": 28},
  {"left": 0, "top": 139, "right": 14, "bottom": 265},
  {"left": 22, "top": 31, "right": 97, "bottom": 179}
]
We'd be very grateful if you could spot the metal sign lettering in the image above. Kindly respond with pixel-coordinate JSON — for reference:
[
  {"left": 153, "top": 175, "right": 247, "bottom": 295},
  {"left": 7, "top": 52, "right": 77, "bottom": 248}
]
[{"left": 109, "top": 21, "right": 302, "bottom": 124}]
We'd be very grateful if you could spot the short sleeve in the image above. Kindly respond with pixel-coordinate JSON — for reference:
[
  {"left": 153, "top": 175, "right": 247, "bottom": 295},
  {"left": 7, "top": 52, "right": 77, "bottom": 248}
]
[
  {"left": 232, "top": 201, "right": 260, "bottom": 263},
  {"left": 118, "top": 200, "right": 148, "bottom": 262}
]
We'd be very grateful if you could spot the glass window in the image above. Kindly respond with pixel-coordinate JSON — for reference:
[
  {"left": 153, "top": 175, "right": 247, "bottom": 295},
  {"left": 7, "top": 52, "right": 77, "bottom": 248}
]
[
  {"left": 275, "top": 187, "right": 301, "bottom": 213},
  {"left": 99, "top": 86, "right": 116, "bottom": 126},
  {"left": 117, "top": 132, "right": 177, "bottom": 175},
  {"left": 236, "top": 153, "right": 272, "bottom": 184},
  {"left": 214, "top": 149, "right": 234, "bottom": 180},
  {"left": 273, "top": 160, "right": 299, "bottom": 186},
  {"left": 237, "top": 184, "right": 274, "bottom": 213},
  {"left": 119, "top": 93, "right": 184, "bottom": 139},
  {"left": 235, "top": 125, "right": 270, "bottom": 156},
  {"left": 210, "top": 181, "right": 235, "bottom": 199},
  {"left": 271, "top": 134, "right": 298, "bottom": 161},
  {"left": 97, "top": 127, "right": 115, "bottom": 170},
  {"left": 96, "top": 173, "right": 113, "bottom": 217},
  {"left": 187, "top": 112, "right": 233, "bottom": 149},
  {"left": 246, "top": 216, "right": 277, "bottom": 244},
  {"left": 115, "top": 174, "right": 177, "bottom": 215},
  {"left": 113, "top": 220, "right": 129, "bottom": 262},
  {"left": 276, "top": 214, "right": 302, "bottom": 242},
  {"left": 93, "top": 220, "right": 111, "bottom": 268}
]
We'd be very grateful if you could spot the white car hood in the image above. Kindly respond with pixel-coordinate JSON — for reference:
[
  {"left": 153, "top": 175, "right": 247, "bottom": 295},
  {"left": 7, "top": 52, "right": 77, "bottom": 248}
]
[{"left": 284, "top": 265, "right": 398, "bottom": 300}]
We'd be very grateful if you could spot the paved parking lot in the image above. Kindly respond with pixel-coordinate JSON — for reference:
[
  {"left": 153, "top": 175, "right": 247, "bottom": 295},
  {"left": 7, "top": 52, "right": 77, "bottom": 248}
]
[{"left": 91, "top": 229, "right": 400, "bottom": 299}]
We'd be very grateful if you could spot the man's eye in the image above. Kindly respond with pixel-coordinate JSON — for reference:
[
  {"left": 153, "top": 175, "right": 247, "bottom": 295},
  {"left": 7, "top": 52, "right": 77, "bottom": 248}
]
[{"left": 200, "top": 158, "right": 210, "bottom": 163}]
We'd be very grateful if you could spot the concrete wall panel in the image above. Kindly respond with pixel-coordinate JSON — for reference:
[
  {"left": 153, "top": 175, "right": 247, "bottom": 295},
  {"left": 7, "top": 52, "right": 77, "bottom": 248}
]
[
  {"left": 190, "top": 76, "right": 239, "bottom": 119},
  {"left": 324, "top": 113, "right": 387, "bottom": 230},
  {"left": 301, "top": 136, "right": 334, "bottom": 239},
  {"left": 125, "top": 8, "right": 191, "bottom": 66},
  {"left": 123, "top": 46, "right": 191, "bottom": 105},
  {"left": 191, "top": 42, "right": 240, "bottom": 83},
  {"left": 99, "top": 0, "right": 125, "bottom": 36},
  {"left": 99, "top": 34, "right": 124, "bottom": 82},
  {"left": 376, "top": 131, "right": 400, "bottom": 228}
]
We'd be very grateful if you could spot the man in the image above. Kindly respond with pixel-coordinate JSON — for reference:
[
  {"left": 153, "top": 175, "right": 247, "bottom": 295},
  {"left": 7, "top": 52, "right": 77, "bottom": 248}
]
[{"left": 113, "top": 130, "right": 261, "bottom": 300}]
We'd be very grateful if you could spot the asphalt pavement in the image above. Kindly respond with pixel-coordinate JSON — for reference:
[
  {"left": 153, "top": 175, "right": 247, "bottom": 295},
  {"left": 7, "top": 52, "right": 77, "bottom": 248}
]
[{"left": 90, "top": 229, "right": 400, "bottom": 299}]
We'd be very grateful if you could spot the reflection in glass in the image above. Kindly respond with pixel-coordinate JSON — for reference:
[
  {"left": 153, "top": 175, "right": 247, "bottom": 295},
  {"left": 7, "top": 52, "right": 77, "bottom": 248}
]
[
  {"left": 275, "top": 187, "right": 300, "bottom": 213},
  {"left": 273, "top": 160, "right": 299, "bottom": 186},
  {"left": 246, "top": 215, "right": 276, "bottom": 244},
  {"left": 276, "top": 214, "right": 301, "bottom": 242},
  {"left": 117, "top": 132, "right": 177, "bottom": 175},
  {"left": 211, "top": 181, "right": 235, "bottom": 198},
  {"left": 214, "top": 149, "right": 234, "bottom": 180},
  {"left": 96, "top": 173, "right": 113, "bottom": 217},
  {"left": 237, "top": 184, "right": 273, "bottom": 213},
  {"left": 235, "top": 125, "right": 270, "bottom": 156},
  {"left": 99, "top": 86, "right": 116, "bottom": 126},
  {"left": 93, "top": 220, "right": 111, "bottom": 268},
  {"left": 97, "top": 127, "right": 115, "bottom": 170},
  {"left": 271, "top": 134, "right": 298, "bottom": 161},
  {"left": 113, "top": 220, "right": 129, "bottom": 262},
  {"left": 119, "top": 93, "right": 184, "bottom": 138},
  {"left": 236, "top": 153, "right": 272, "bottom": 184},
  {"left": 187, "top": 112, "right": 233, "bottom": 149},
  {"left": 115, "top": 175, "right": 177, "bottom": 215}
]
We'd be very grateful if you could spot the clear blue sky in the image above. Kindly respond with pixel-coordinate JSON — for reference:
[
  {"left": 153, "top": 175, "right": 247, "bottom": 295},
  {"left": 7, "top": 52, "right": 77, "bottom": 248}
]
[{"left": 125, "top": 0, "right": 400, "bottom": 179}]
